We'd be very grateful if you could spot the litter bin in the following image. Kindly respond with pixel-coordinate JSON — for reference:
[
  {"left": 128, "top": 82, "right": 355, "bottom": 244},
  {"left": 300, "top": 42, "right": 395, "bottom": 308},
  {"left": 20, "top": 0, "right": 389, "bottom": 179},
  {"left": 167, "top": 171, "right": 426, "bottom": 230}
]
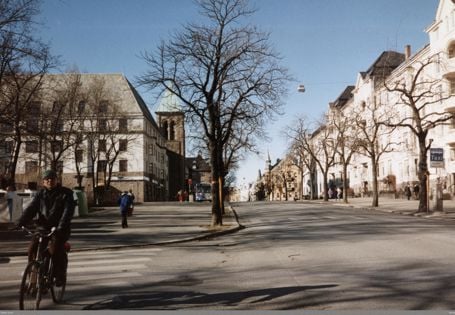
[{"left": 73, "top": 190, "right": 88, "bottom": 217}]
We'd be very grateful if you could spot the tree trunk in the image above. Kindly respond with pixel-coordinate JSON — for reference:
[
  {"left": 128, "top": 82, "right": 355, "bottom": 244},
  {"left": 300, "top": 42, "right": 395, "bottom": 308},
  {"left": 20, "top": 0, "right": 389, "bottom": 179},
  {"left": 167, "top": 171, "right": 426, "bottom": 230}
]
[
  {"left": 342, "top": 163, "right": 349, "bottom": 203},
  {"left": 209, "top": 144, "right": 222, "bottom": 226},
  {"left": 371, "top": 159, "right": 379, "bottom": 207},
  {"left": 418, "top": 140, "right": 429, "bottom": 213},
  {"left": 323, "top": 172, "right": 329, "bottom": 201}
]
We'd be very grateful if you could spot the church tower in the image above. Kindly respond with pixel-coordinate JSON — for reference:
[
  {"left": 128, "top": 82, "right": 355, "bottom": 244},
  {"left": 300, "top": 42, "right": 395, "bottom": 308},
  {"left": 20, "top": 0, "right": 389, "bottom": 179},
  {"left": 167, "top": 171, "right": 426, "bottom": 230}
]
[{"left": 155, "top": 89, "right": 185, "bottom": 200}]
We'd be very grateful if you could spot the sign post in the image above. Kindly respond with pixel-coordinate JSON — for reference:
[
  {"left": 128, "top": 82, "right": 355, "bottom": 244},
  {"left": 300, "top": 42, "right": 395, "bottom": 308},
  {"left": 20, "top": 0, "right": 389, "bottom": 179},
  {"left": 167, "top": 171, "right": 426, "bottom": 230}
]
[{"left": 429, "top": 148, "right": 444, "bottom": 212}]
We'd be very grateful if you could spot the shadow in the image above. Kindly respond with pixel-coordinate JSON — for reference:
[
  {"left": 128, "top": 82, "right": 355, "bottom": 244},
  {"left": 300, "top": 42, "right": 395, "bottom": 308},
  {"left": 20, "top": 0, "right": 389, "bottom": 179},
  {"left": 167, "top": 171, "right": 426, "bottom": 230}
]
[
  {"left": 0, "top": 257, "right": 10, "bottom": 264},
  {"left": 84, "top": 284, "right": 338, "bottom": 310}
]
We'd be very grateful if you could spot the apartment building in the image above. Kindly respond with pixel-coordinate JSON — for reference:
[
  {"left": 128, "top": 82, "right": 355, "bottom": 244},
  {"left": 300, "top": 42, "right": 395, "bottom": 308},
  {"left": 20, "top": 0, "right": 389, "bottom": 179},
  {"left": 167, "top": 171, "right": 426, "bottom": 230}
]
[{"left": 258, "top": 0, "right": 455, "bottom": 201}]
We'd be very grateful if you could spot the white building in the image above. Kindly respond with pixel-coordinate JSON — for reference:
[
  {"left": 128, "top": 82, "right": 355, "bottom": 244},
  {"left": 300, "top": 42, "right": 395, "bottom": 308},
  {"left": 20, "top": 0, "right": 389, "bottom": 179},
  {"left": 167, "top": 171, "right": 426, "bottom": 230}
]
[{"left": 0, "top": 73, "right": 170, "bottom": 203}]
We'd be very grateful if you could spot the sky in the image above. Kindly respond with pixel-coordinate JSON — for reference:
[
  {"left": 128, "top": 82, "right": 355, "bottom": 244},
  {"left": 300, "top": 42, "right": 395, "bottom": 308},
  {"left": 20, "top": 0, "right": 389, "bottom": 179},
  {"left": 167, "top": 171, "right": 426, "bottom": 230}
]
[{"left": 38, "top": 0, "right": 439, "bottom": 186}]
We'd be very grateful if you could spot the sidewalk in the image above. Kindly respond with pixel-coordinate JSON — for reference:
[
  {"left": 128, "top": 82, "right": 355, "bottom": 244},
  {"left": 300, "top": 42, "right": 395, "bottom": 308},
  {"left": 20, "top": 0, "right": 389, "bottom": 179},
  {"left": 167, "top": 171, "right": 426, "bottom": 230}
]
[
  {"left": 316, "top": 196, "right": 455, "bottom": 221},
  {"left": 0, "top": 202, "right": 242, "bottom": 257}
]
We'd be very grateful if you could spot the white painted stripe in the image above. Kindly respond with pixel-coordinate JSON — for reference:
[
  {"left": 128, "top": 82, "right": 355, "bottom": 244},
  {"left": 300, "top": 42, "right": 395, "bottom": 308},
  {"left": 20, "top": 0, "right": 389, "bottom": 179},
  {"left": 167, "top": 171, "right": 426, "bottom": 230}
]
[
  {"left": 70, "top": 280, "right": 132, "bottom": 288},
  {"left": 68, "top": 271, "right": 141, "bottom": 282},
  {"left": 69, "top": 257, "right": 150, "bottom": 267},
  {"left": 69, "top": 263, "right": 146, "bottom": 273}
]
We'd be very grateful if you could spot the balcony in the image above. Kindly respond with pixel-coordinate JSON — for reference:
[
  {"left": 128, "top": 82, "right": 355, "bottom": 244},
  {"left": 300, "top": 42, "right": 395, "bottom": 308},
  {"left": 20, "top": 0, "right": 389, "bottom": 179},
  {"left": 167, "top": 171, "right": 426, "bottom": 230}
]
[{"left": 442, "top": 55, "right": 455, "bottom": 79}]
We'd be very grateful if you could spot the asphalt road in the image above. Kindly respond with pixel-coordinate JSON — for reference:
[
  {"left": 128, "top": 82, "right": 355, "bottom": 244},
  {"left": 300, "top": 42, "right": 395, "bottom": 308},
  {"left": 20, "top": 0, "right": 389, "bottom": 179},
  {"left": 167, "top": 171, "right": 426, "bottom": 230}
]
[{"left": 2, "top": 201, "right": 455, "bottom": 310}]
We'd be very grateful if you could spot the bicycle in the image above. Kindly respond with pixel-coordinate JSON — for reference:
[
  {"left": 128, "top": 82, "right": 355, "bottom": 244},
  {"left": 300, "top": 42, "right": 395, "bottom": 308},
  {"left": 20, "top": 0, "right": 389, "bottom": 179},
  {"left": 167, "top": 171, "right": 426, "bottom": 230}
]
[{"left": 18, "top": 226, "right": 70, "bottom": 310}]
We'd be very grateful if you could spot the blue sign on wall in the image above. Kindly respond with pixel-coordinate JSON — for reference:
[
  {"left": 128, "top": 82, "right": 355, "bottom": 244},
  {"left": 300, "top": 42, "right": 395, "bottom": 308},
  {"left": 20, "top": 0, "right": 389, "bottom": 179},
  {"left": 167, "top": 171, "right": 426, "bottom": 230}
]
[{"left": 430, "top": 148, "right": 444, "bottom": 168}]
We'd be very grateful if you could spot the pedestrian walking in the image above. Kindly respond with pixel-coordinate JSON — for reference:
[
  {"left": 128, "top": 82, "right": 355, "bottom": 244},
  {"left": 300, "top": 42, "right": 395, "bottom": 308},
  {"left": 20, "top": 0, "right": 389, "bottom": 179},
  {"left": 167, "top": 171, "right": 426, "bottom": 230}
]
[
  {"left": 405, "top": 184, "right": 412, "bottom": 200},
  {"left": 336, "top": 187, "right": 342, "bottom": 201},
  {"left": 118, "top": 191, "right": 132, "bottom": 228},
  {"left": 128, "top": 189, "right": 135, "bottom": 216},
  {"left": 6, "top": 185, "right": 16, "bottom": 222}
]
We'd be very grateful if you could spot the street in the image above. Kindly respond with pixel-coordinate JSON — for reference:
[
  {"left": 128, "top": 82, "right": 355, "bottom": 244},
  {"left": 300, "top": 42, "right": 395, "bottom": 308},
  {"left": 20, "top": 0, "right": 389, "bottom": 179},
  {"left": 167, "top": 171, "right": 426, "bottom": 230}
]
[{"left": 2, "top": 201, "right": 455, "bottom": 310}]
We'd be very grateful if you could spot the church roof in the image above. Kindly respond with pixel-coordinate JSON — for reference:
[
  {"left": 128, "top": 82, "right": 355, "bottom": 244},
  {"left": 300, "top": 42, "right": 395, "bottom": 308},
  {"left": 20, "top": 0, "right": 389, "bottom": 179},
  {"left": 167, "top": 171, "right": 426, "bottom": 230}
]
[{"left": 156, "top": 89, "right": 182, "bottom": 113}]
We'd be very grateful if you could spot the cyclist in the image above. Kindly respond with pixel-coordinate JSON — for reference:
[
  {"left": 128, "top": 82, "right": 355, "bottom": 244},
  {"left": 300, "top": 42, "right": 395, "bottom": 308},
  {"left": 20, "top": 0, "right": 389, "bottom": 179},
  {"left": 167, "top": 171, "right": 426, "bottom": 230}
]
[{"left": 16, "top": 169, "right": 75, "bottom": 286}]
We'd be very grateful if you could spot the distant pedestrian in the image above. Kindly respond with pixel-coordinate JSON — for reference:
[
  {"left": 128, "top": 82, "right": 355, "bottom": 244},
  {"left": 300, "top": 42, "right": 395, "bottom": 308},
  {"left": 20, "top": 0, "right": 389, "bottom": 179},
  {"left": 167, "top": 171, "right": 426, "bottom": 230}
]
[
  {"left": 405, "top": 184, "right": 412, "bottom": 200},
  {"left": 118, "top": 191, "right": 132, "bottom": 228},
  {"left": 6, "top": 185, "right": 16, "bottom": 222},
  {"left": 336, "top": 187, "right": 342, "bottom": 200},
  {"left": 128, "top": 189, "right": 135, "bottom": 216}
]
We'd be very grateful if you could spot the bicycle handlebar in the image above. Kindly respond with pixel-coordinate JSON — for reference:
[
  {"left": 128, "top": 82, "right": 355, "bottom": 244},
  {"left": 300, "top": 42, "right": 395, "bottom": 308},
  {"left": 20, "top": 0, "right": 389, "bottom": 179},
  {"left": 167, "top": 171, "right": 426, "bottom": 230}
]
[{"left": 20, "top": 226, "right": 56, "bottom": 238}]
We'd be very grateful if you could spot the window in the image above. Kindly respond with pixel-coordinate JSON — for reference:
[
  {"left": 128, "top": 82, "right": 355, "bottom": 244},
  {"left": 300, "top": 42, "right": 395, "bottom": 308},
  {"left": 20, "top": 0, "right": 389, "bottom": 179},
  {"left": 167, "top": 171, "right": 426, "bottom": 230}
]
[
  {"left": 98, "top": 139, "right": 106, "bottom": 152},
  {"left": 50, "top": 120, "right": 64, "bottom": 133},
  {"left": 97, "top": 160, "right": 107, "bottom": 171},
  {"left": 51, "top": 141, "right": 62, "bottom": 152},
  {"left": 450, "top": 79, "right": 455, "bottom": 95},
  {"left": 170, "top": 121, "right": 176, "bottom": 140},
  {"left": 99, "top": 101, "right": 108, "bottom": 113},
  {"left": 162, "top": 121, "right": 169, "bottom": 139},
  {"left": 119, "top": 160, "right": 128, "bottom": 172},
  {"left": 449, "top": 42, "right": 455, "bottom": 58},
  {"left": 98, "top": 119, "right": 107, "bottom": 131},
  {"left": 75, "top": 149, "right": 84, "bottom": 163},
  {"left": 0, "top": 141, "right": 13, "bottom": 154},
  {"left": 78, "top": 101, "right": 86, "bottom": 114},
  {"left": 25, "top": 141, "right": 38, "bottom": 153},
  {"left": 51, "top": 101, "right": 61, "bottom": 114},
  {"left": 119, "top": 139, "right": 127, "bottom": 151},
  {"left": 26, "top": 119, "right": 39, "bottom": 131},
  {"left": 0, "top": 122, "right": 13, "bottom": 132},
  {"left": 29, "top": 101, "right": 41, "bottom": 116},
  {"left": 119, "top": 119, "right": 128, "bottom": 132}
]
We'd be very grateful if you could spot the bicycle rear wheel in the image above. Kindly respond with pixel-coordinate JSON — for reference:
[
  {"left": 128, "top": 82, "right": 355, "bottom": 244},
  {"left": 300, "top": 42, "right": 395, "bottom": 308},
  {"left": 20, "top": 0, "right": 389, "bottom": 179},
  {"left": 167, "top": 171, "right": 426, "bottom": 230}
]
[
  {"left": 50, "top": 258, "right": 66, "bottom": 303},
  {"left": 19, "top": 262, "right": 42, "bottom": 310}
]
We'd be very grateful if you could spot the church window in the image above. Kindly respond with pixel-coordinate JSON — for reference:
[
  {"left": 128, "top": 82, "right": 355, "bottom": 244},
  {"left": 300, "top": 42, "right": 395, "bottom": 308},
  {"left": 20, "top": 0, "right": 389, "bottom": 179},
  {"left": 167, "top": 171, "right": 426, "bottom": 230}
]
[
  {"left": 162, "top": 121, "right": 169, "bottom": 139},
  {"left": 170, "top": 121, "right": 176, "bottom": 140}
]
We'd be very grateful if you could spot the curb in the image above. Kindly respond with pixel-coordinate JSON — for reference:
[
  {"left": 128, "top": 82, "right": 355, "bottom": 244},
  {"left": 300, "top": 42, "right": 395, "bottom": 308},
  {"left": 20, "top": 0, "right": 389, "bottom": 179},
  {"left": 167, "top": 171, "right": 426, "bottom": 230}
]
[
  {"left": 325, "top": 201, "right": 455, "bottom": 221},
  {"left": 0, "top": 206, "right": 244, "bottom": 257}
]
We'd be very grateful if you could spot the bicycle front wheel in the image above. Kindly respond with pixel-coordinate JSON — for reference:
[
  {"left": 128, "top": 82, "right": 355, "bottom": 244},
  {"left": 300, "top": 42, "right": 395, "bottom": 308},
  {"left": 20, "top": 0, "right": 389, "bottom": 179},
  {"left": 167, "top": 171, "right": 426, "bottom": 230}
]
[
  {"left": 19, "top": 262, "right": 42, "bottom": 310},
  {"left": 49, "top": 258, "right": 66, "bottom": 303}
]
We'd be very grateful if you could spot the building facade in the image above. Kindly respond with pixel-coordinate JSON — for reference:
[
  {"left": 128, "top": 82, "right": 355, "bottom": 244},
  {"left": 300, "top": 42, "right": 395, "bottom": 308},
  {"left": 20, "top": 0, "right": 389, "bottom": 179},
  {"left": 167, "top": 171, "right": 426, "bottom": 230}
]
[
  {"left": 0, "top": 73, "right": 172, "bottom": 203},
  {"left": 258, "top": 0, "right": 455, "bottom": 202}
]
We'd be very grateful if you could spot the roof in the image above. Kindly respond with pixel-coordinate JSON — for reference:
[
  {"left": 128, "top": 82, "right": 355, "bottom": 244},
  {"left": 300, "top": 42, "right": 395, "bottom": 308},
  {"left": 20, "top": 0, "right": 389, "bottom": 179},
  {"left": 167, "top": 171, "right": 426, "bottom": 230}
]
[
  {"left": 331, "top": 86, "right": 355, "bottom": 109},
  {"left": 44, "top": 73, "right": 164, "bottom": 136},
  {"left": 156, "top": 89, "right": 182, "bottom": 113},
  {"left": 364, "top": 51, "right": 405, "bottom": 78}
]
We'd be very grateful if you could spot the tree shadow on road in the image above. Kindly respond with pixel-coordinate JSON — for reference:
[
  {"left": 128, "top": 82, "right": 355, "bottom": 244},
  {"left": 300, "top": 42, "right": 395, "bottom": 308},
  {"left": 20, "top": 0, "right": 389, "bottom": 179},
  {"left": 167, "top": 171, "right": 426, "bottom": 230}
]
[{"left": 83, "top": 284, "right": 338, "bottom": 310}]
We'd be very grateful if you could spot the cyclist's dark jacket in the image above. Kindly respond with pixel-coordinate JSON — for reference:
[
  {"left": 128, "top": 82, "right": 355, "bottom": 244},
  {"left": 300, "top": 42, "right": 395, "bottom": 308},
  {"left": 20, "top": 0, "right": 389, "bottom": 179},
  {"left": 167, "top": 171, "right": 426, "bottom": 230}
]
[{"left": 17, "top": 186, "right": 75, "bottom": 237}]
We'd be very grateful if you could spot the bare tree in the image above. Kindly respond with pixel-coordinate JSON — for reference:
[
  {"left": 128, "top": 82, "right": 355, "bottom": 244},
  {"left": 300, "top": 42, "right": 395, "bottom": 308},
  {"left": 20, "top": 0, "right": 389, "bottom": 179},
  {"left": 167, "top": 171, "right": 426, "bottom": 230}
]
[
  {"left": 286, "top": 115, "right": 338, "bottom": 202},
  {"left": 384, "top": 53, "right": 454, "bottom": 213},
  {"left": 328, "top": 100, "right": 359, "bottom": 203},
  {"left": 139, "top": 0, "right": 290, "bottom": 226},
  {"left": 38, "top": 74, "right": 87, "bottom": 175},
  {"left": 0, "top": 0, "right": 56, "bottom": 186},
  {"left": 352, "top": 97, "right": 397, "bottom": 207}
]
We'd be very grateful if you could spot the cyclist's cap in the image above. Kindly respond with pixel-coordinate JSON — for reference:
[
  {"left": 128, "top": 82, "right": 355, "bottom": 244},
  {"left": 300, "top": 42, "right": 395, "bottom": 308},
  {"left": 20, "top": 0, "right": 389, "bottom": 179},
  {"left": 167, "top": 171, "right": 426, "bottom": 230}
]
[{"left": 42, "top": 169, "right": 57, "bottom": 179}]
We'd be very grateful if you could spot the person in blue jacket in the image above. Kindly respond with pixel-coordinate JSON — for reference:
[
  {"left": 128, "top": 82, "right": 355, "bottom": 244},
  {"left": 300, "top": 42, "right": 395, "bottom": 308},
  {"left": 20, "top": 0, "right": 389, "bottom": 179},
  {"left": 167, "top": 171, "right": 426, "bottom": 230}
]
[{"left": 118, "top": 191, "right": 132, "bottom": 228}]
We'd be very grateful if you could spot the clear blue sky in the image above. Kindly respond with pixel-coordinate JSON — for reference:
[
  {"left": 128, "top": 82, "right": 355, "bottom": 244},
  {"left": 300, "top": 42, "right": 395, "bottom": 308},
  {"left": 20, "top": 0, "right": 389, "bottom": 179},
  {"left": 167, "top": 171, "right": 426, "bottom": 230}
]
[{"left": 38, "top": 0, "right": 439, "bottom": 185}]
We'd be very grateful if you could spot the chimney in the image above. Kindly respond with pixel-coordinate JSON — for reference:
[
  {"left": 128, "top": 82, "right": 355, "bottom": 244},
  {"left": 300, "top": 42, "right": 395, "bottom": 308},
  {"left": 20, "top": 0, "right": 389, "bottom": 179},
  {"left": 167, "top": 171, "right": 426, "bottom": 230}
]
[{"left": 405, "top": 45, "right": 411, "bottom": 60}]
